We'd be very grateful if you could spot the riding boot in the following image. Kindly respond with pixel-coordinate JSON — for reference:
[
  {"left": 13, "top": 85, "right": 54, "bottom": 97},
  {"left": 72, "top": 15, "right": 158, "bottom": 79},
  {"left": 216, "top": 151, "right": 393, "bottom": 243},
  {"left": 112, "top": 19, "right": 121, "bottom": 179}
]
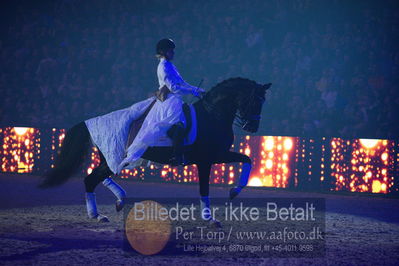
[
  {"left": 229, "top": 163, "right": 251, "bottom": 200},
  {"left": 102, "top": 178, "right": 126, "bottom": 212},
  {"left": 85, "top": 192, "right": 109, "bottom": 222},
  {"left": 167, "top": 122, "right": 187, "bottom": 166}
]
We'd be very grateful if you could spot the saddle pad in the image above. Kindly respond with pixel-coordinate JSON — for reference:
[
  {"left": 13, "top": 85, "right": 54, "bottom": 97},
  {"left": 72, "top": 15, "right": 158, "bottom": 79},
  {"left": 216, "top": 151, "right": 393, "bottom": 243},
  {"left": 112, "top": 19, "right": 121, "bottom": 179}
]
[
  {"left": 154, "top": 103, "right": 197, "bottom": 147},
  {"left": 184, "top": 104, "right": 197, "bottom": 146},
  {"left": 126, "top": 101, "right": 197, "bottom": 148}
]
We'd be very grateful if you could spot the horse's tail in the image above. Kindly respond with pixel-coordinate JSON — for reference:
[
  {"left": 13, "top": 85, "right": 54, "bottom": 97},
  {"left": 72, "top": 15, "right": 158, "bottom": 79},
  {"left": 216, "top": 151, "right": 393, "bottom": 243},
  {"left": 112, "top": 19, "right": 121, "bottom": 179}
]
[{"left": 38, "top": 122, "right": 91, "bottom": 188}]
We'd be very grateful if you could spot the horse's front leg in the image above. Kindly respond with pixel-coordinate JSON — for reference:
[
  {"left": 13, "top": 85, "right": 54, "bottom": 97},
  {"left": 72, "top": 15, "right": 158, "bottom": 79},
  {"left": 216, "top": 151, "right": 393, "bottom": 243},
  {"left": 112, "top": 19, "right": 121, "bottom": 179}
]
[
  {"left": 197, "top": 162, "right": 221, "bottom": 228},
  {"left": 197, "top": 162, "right": 211, "bottom": 219},
  {"left": 213, "top": 151, "right": 252, "bottom": 200}
]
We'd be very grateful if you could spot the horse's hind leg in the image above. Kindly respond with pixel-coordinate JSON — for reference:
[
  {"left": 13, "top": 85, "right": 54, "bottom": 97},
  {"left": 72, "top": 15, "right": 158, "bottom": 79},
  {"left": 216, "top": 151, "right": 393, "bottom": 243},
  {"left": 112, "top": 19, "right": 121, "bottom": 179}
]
[
  {"left": 84, "top": 163, "right": 112, "bottom": 222},
  {"left": 84, "top": 152, "right": 120, "bottom": 222}
]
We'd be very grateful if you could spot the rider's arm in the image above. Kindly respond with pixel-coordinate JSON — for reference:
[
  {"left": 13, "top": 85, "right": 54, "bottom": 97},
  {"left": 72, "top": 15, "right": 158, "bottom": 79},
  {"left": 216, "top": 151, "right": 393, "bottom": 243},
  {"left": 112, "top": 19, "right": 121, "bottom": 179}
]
[{"left": 161, "top": 61, "right": 201, "bottom": 96}]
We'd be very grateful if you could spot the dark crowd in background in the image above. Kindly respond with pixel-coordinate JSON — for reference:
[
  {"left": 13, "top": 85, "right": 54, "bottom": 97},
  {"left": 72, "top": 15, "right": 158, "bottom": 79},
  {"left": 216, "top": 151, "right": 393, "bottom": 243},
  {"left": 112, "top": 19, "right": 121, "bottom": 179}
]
[{"left": 1, "top": 0, "right": 398, "bottom": 138}]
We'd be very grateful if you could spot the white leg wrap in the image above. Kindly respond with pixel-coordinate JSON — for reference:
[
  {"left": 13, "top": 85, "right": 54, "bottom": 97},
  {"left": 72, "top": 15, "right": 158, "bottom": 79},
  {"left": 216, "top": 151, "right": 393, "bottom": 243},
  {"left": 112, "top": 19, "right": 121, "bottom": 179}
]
[
  {"left": 238, "top": 163, "right": 251, "bottom": 188},
  {"left": 85, "top": 192, "right": 109, "bottom": 222},
  {"left": 200, "top": 196, "right": 211, "bottom": 221},
  {"left": 230, "top": 163, "right": 252, "bottom": 200},
  {"left": 102, "top": 178, "right": 126, "bottom": 201},
  {"left": 85, "top": 192, "right": 98, "bottom": 219}
]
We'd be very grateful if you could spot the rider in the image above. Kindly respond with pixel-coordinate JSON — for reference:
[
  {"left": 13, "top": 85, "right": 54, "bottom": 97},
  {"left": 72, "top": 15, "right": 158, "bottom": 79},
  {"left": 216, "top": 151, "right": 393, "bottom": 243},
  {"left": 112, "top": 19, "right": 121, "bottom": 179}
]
[
  {"left": 116, "top": 39, "right": 205, "bottom": 172},
  {"left": 156, "top": 38, "right": 205, "bottom": 165}
]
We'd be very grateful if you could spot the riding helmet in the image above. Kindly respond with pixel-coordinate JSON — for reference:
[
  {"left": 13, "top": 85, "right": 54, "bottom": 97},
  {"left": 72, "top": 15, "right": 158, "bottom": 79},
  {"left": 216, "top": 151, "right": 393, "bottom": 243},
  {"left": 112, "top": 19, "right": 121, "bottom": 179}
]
[{"left": 156, "top": 38, "right": 175, "bottom": 56}]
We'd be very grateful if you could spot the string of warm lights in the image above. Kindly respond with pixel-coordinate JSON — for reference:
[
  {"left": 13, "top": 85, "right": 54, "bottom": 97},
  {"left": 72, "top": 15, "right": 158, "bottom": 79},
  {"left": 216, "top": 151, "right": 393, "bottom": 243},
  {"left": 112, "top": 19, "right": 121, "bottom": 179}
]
[
  {"left": 1, "top": 127, "right": 397, "bottom": 194},
  {"left": 331, "top": 138, "right": 394, "bottom": 193},
  {"left": 1, "top": 127, "right": 39, "bottom": 173}
]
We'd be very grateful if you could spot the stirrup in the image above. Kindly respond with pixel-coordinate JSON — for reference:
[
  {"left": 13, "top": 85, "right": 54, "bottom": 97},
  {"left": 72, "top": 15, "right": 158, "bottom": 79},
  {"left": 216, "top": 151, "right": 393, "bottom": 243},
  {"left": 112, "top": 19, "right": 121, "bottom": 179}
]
[{"left": 169, "top": 155, "right": 188, "bottom": 166}]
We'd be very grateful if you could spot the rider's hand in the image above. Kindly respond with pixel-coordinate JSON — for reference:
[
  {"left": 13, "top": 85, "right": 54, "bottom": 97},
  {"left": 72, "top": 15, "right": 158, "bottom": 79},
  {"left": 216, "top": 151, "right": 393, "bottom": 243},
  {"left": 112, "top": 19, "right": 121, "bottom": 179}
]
[{"left": 193, "top": 87, "right": 206, "bottom": 98}]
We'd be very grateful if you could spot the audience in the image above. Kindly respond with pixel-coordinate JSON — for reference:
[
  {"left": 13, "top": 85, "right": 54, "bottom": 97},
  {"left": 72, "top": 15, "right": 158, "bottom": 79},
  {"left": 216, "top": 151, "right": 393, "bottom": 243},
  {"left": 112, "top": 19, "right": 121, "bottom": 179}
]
[{"left": 1, "top": 0, "right": 398, "bottom": 138}]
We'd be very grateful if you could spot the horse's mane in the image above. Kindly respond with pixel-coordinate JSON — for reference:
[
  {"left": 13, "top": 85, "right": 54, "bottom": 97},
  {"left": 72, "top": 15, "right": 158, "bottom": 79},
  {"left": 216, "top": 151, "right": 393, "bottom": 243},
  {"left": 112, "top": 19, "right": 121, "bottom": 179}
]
[{"left": 201, "top": 77, "right": 259, "bottom": 104}]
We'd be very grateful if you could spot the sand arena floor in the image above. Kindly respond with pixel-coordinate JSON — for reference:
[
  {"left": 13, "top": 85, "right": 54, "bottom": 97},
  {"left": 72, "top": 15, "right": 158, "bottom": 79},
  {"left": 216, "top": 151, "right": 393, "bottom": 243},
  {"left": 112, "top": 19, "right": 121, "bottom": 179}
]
[{"left": 0, "top": 173, "right": 398, "bottom": 265}]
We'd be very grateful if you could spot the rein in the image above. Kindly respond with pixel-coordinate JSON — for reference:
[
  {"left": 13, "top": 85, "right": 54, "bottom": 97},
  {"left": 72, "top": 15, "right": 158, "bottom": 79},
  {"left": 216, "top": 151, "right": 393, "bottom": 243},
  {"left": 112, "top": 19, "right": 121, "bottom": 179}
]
[
  {"left": 202, "top": 97, "right": 228, "bottom": 122},
  {"left": 234, "top": 88, "right": 264, "bottom": 128},
  {"left": 202, "top": 86, "right": 262, "bottom": 128}
]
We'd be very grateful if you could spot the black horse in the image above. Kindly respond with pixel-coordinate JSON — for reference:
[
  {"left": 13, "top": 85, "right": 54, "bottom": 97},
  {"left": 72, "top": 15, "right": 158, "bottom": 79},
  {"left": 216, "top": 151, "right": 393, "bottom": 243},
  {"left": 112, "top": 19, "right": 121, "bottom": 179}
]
[{"left": 40, "top": 77, "right": 271, "bottom": 222}]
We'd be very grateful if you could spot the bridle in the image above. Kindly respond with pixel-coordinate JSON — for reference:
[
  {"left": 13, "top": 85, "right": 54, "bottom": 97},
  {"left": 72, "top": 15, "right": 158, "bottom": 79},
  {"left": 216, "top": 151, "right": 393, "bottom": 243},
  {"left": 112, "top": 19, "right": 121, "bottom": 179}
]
[
  {"left": 234, "top": 87, "right": 264, "bottom": 129},
  {"left": 201, "top": 84, "right": 265, "bottom": 130}
]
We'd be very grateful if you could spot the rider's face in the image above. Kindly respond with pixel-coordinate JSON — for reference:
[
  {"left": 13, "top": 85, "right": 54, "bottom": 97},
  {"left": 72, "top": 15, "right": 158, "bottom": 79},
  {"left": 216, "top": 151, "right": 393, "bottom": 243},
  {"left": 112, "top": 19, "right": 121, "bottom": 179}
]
[{"left": 165, "top": 49, "right": 175, "bottom": 60}]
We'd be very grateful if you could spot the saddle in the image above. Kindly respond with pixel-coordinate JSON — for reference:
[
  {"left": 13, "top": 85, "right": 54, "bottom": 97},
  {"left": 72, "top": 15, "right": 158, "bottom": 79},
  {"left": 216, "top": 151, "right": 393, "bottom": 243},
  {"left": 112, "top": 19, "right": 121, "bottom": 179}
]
[{"left": 126, "top": 88, "right": 193, "bottom": 149}]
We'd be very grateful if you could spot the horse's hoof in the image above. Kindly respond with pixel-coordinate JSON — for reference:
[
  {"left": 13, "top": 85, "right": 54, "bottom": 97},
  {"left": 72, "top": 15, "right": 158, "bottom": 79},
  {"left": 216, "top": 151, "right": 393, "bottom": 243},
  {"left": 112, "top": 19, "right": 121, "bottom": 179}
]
[
  {"left": 88, "top": 213, "right": 109, "bottom": 222},
  {"left": 210, "top": 218, "right": 222, "bottom": 229},
  {"left": 229, "top": 187, "right": 239, "bottom": 200},
  {"left": 96, "top": 214, "right": 109, "bottom": 223},
  {"left": 116, "top": 199, "right": 125, "bottom": 212}
]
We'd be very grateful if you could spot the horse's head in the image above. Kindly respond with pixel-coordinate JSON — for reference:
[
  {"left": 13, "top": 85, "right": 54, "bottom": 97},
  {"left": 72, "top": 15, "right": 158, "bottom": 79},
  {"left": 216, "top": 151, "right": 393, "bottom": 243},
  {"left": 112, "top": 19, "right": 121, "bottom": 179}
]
[
  {"left": 236, "top": 81, "right": 272, "bottom": 133},
  {"left": 201, "top": 78, "right": 271, "bottom": 133}
]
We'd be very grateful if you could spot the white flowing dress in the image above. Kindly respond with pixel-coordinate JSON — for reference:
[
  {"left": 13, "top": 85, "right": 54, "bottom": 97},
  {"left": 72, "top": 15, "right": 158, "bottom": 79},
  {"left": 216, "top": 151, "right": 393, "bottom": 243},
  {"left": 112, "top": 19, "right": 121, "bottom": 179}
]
[{"left": 85, "top": 58, "right": 199, "bottom": 174}]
